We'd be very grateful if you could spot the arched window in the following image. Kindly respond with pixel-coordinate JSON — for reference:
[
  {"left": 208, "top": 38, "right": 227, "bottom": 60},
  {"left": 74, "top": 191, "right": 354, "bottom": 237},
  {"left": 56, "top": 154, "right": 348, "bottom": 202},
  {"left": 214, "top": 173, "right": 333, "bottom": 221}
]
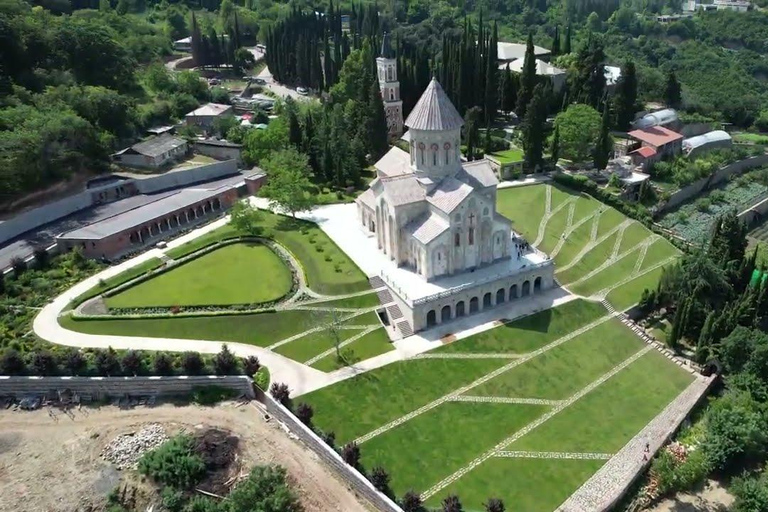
[
  {"left": 454, "top": 232, "right": 461, "bottom": 247},
  {"left": 454, "top": 214, "right": 461, "bottom": 223},
  {"left": 483, "top": 207, "right": 489, "bottom": 216},
  {"left": 389, "top": 89, "right": 395, "bottom": 100},
  {"left": 444, "top": 142, "right": 452, "bottom": 165},
  {"left": 469, "top": 228, "right": 475, "bottom": 246},
  {"left": 433, "top": 150, "right": 437, "bottom": 165}
]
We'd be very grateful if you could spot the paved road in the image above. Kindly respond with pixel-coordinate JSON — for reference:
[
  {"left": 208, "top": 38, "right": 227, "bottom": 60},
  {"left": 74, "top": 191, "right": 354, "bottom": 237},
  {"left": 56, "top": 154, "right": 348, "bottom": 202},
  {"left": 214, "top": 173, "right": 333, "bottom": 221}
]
[{"left": 256, "top": 67, "right": 311, "bottom": 102}]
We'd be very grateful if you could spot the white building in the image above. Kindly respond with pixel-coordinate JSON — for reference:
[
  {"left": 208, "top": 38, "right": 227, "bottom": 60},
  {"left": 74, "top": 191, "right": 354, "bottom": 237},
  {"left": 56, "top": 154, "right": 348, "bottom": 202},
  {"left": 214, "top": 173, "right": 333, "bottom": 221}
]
[
  {"left": 356, "top": 78, "right": 555, "bottom": 333},
  {"left": 184, "top": 103, "right": 234, "bottom": 130},
  {"left": 683, "top": 130, "right": 733, "bottom": 158},
  {"left": 377, "top": 33, "right": 403, "bottom": 137},
  {"left": 632, "top": 108, "right": 680, "bottom": 130},
  {"left": 497, "top": 41, "right": 551, "bottom": 64},
  {"left": 503, "top": 59, "right": 566, "bottom": 92}
]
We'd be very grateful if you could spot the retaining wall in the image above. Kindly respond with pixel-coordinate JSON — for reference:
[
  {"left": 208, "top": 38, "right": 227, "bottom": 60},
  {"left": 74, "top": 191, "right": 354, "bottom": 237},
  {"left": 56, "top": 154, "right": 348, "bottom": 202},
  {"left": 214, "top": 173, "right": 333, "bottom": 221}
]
[
  {"left": 258, "top": 391, "right": 403, "bottom": 512},
  {"left": 131, "top": 159, "right": 238, "bottom": 194},
  {"left": 0, "top": 375, "right": 254, "bottom": 399},
  {"left": 738, "top": 194, "right": 768, "bottom": 225},
  {"left": 655, "top": 154, "right": 768, "bottom": 215}
]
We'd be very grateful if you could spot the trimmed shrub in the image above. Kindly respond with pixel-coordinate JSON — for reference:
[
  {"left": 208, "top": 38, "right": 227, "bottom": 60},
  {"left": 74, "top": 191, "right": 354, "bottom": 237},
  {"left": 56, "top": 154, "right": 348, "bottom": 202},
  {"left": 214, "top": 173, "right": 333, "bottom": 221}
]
[
  {"left": 269, "top": 382, "right": 291, "bottom": 407},
  {"left": 138, "top": 435, "right": 206, "bottom": 489},
  {"left": 94, "top": 347, "right": 120, "bottom": 376},
  {"left": 30, "top": 350, "right": 58, "bottom": 376},
  {"left": 341, "top": 441, "right": 361, "bottom": 469},
  {"left": 120, "top": 350, "right": 143, "bottom": 376},
  {"left": 295, "top": 402, "right": 314, "bottom": 427},
  {"left": 63, "top": 349, "right": 87, "bottom": 376},
  {"left": 242, "top": 355, "right": 260, "bottom": 375},
  {"left": 153, "top": 352, "right": 174, "bottom": 376},
  {"left": 0, "top": 348, "right": 26, "bottom": 375},
  {"left": 214, "top": 344, "right": 238, "bottom": 375},
  {"left": 181, "top": 351, "right": 205, "bottom": 375},
  {"left": 254, "top": 366, "right": 270, "bottom": 390}
]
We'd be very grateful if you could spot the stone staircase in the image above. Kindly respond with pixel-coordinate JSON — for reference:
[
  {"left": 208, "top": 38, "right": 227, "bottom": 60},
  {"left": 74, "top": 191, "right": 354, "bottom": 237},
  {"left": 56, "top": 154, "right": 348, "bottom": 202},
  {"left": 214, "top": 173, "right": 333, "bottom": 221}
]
[
  {"left": 369, "top": 276, "right": 385, "bottom": 289},
  {"left": 396, "top": 320, "right": 414, "bottom": 338},
  {"left": 600, "top": 299, "right": 620, "bottom": 317},
  {"left": 377, "top": 288, "right": 393, "bottom": 304},
  {"left": 387, "top": 304, "right": 403, "bottom": 320}
]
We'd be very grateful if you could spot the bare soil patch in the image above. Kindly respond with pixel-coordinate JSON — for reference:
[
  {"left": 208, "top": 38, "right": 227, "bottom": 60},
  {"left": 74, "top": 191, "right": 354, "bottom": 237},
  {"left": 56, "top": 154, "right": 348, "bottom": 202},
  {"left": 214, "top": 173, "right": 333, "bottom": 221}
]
[
  {"left": 0, "top": 402, "right": 372, "bottom": 512},
  {"left": 645, "top": 479, "right": 734, "bottom": 512}
]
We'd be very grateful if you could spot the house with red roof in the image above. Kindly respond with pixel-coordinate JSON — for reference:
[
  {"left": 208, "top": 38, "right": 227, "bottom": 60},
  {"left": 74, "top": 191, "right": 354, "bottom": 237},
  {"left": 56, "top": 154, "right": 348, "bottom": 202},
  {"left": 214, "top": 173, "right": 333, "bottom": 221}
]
[{"left": 627, "top": 125, "right": 684, "bottom": 170}]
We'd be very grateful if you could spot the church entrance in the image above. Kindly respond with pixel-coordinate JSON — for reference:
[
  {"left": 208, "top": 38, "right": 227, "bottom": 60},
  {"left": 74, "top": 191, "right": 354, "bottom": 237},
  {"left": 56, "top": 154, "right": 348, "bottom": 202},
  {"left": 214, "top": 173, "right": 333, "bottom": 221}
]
[
  {"left": 426, "top": 310, "right": 437, "bottom": 327},
  {"left": 456, "top": 301, "right": 465, "bottom": 317},
  {"left": 469, "top": 297, "right": 479, "bottom": 314},
  {"left": 441, "top": 305, "right": 451, "bottom": 323}
]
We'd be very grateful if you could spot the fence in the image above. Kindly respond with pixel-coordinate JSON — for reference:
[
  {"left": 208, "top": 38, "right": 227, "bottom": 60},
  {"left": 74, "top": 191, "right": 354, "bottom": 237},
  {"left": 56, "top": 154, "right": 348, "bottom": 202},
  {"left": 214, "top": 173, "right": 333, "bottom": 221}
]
[
  {"left": 0, "top": 375, "right": 254, "bottom": 400},
  {"left": 655, "top": 154, "right": 768, "bottom": 215},
  {"left": 257, "top": 390, "right": 404, "bottom": 512}
]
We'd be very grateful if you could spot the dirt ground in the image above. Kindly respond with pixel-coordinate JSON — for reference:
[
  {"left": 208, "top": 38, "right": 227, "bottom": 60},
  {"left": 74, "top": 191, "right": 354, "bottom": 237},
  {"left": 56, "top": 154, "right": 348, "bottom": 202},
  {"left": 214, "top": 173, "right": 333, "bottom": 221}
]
[
  {"left": 645, "top": 479, "right": 734, "bottom": 512},
  {"left": 0, "top": 401, "right": 373, "bottom": 512}
]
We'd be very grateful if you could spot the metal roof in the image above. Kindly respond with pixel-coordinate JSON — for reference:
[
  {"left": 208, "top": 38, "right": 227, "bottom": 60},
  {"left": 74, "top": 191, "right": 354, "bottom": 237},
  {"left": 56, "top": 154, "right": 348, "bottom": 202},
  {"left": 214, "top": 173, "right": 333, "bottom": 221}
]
[
  {"left": 185, "top": 103, "right": 233, "bottom": 118},
  {"left": 633, "top": 108, "right": 678, "bottom": 129},
  {"left": 497, "top": 42, "right": 550, "bottom": 62},
  {"left": 426, "top": 177, "right": 473, "bottom": 213},
  {"left": 628, "top": 126, "right": 684, "bottom": 147},
  {"left": 379, "top": 175, "right": 426, "bottom": 206},
  {"left": 406, "top": 213, "right": 449, "bottom": 245},
  {"left": 505, "top": 59, "right": 565, "bottom": 77},
  {"left": 58, "top": 187, "right": 227, "bottom": 240},
  {"left": 457, "top": 160, "right": 498, "bottom": 188},
  {"left": 375, "top": 147, "right": 412, "bottom": 177},
  {"left": 683, "top": 130, "right": 732, "bottom": 150},
  {"left": 128, "top": 134, "right": 187, "bottom": 158},
  {"left": 405, "top": 78, "right": 464, "bottom": 132}
]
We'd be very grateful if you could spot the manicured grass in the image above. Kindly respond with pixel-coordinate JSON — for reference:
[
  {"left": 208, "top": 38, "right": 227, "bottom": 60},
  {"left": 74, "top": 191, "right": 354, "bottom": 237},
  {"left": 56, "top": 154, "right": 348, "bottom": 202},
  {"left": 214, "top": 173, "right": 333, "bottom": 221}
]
[
  {"left": 165, "top": 210, "right": 370, "bottom": 295},
  {"left": 557, "top": 231, "right": 618, "bottom": 285},
  {"left": 361, "top": 402, "right": 548, "bottom": 496},
  {"left": 510, "top": 350, "right": 693, "bottom": 453},
  {"left": 311, "top": 327, "right": 394, "bottom": 372},
  {"left": 300, "top": 358, "right": 507, "bottom": 443},
  {"left": 617, "top": 222, "right": 651, "bottom": 254},
  {"left": 637, "top": 238, "right": 679, "bottom": 272},
  {"left": 308, "top": 293, "right": 381, "bottom": 309},
  {"left": 496, "top": 185, "right": 546, "bottom": 240},
  {"left": 60, "top": 309, "right": 323, "bottom": 347},
  {"left": 606, "top": 263, "right": 674, "bottom": 311},
  {"left": 649, "top": 317, "right": 672, "bottom": 345},
  {"left": 428, "top": 458, "right": 606, "bottom": 512},
  {"left": 434, "top": 299, "right": 607, "bottom": 355},
  {"left": 275, "top": 327, "right": 367, "bottom": 363},
  {"left": 490, "top": 147, "right": 524, "bottom": 164},
  {"left": 539, "top": 204, "right": 571, "bottom": 254},
  {"left": 72, "top": 257, "right": 164, "bottom": 306},
  {"left": 105, "top": 243, "right": 292, "bottom": 308},
  {"left": 596, "top": 207, "right": 625, "bottom": 239},
  {"left": 571, "top": 250, "right": 639, "bottom": 297},
  {"left": 471, "top": 319, "right": 645, "bottom": 399},
  {"left": 554, "top": 215, "right": 593, "bottom": 266}
]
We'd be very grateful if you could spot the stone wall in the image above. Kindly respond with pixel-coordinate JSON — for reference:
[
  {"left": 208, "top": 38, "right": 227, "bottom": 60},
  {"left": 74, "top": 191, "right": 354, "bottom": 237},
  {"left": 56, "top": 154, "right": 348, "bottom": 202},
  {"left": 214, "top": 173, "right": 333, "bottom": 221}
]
[
  {"left": 258, "top": 390, "right": 404, "bottom": 512},
  {"left": 655, "top": 154, "right": 768, "bottom": 215},
  {"left": 132, "top": 159, "right": 238, "bottom": 194},
  {"left": 738, "top": 194, "right": 768, "bottom": 226},
  {"left": 0, "top": 375, "right": 254, "bottom": 400}
]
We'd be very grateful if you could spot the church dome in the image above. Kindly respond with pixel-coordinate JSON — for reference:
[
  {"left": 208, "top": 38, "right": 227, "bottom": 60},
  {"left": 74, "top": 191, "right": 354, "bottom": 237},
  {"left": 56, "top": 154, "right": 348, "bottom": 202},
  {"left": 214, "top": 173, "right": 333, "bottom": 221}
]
[{"left": 405, "top": 78, "right": 464, "bottom": 132}]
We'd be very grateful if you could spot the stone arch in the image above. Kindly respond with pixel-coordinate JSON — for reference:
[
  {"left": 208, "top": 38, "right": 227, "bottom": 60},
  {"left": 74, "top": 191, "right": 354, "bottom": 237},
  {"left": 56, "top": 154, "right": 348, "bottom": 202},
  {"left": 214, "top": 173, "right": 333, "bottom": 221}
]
[
  {"left": 534, "top": 276, "right": 542, "bottom": 293},
  {"left": 427, "top": 310, "right": 437, "bottom": 328},
  {"left": 441, "top": 305, "right": 451, "bottom": 323},
  {"left": 496, "top": 288, "right": 506, "bottom": 304},
  {"left": 510, "top": 284, "right": 518, "bottom": 299},
  {"left": 213, "top": 198, "right": 221, "bottom": 210},
  {"left": 483, "top": 292, "right": 492, "bottom": 308},
  {"left": 456, "top": 301, "right": 466, "bottom": 317},
  {"left": 522, "top": 280, "right": 531, "bottom": 296},
  {"left": 469, "top": 297, "right": 479, "bottom": 314}
]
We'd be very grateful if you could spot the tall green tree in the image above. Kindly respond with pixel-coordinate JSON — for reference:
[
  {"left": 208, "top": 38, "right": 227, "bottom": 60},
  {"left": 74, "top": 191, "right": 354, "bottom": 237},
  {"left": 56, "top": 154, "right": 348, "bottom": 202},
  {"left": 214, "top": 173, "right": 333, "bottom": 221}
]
[
  {"left": 551, "top": 26, "right": 560, "bottom": 57},
  {"left": 665, "top": 70, "right": 682, "bottom": 109},
  {"left": 516, "top": 33, "right": 537, "bottom": 118},
  {"left": 553, "top": 104, "right": 601, "bottom": 163},
  {"left": 463, "top": 106, "right": 482, "bottom": 161},
  {"left": 550, "top": 123, "right": 560, "bottom": 167},
  {"left": 564, "top": 23, "right": 572, "bottom": 54},
  {"left": 522, "top": 84, "right": 547, "bottom": 172},
  {"left": 367, "top": 81, "right": 389, "bottom": 159},
  {"left": 613, "top": 60, "right": 638, "bottom": 130},
  {"left": 261, "top": 148, "right": 315, "bottom": 217},
  {"left": 593, "top": 102, "right": 612, "bottom": 170}
]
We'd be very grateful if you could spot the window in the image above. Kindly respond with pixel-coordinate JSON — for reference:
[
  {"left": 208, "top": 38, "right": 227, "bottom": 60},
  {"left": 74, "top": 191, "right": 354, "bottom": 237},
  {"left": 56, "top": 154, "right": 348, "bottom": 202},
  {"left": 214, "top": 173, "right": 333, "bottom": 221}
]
[
  {"left": 389, "top": 89, "right": 395, "bottom": 100},
  {"left": 455, "top": 232, "right": 461, "bottom": 247},
  {"left": 483, "top": 207, "right": 489, "bottom": 216},
  {"left": 433, "top": 150, "right": 437, "bottom": 165},
  {"left": 454, "top": 214, "right": 461, "bottom": 222},
  {"left": 469, "top": 228, "right": 475, "bottom": 246},
  {"left": 445, "top": 148, "right": 450, "bottom": 163},
  {"left": 438, "top": 252, "right": 441, "bottom": 261}
]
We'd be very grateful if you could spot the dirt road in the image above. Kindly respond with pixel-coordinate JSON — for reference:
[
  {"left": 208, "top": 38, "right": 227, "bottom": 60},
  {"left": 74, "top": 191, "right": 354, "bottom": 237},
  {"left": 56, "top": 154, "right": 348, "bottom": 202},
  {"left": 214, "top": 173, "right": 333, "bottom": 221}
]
[{"left": 0, "top": 402, "right": 372, "bottom": 512}]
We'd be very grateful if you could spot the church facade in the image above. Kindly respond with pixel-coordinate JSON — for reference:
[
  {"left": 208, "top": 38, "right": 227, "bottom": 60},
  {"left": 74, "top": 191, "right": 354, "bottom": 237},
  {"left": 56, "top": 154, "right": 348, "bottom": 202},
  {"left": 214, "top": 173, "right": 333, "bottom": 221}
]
[{"left": 356, "top": 77, "right": 555, "bottom": 334}]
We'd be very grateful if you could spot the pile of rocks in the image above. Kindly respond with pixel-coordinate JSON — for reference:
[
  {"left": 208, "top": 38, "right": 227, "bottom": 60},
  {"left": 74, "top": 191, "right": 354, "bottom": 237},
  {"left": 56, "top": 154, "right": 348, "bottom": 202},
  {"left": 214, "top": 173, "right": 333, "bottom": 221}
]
[{"left": 101, "top": 423, "right": 168, "bottom": 470}]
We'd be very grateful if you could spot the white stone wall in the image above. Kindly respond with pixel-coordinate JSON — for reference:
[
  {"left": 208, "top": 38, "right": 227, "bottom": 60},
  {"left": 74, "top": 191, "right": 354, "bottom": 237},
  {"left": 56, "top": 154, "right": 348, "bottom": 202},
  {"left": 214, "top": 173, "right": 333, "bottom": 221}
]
[{"left": 408, "top": 128, "right": 463, "bottom": 179}]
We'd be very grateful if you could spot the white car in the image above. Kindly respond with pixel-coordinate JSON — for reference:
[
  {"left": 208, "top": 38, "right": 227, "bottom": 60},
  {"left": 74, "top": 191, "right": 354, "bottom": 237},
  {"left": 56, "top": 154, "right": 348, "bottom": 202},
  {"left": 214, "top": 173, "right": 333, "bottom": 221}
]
[{"left": 296, "top": 87, "right": 308, "bottom": 96}]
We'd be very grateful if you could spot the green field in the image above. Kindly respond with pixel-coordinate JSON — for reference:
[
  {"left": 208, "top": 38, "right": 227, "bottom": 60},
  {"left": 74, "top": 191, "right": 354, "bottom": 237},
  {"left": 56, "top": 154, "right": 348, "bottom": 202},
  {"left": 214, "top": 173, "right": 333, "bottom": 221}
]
[
  {"left": 311, "top": 327, "right": 394, "bottom": 372},
  {"left": 300, "top": 301, "right": 694, "bottom": 510},
  {"left": 106, "top": 243, "right": 292, "bottom": 308},
  {"left": 490, "top": 147, "right": 524, "bottom": 164},
  {"left": 497, "top": 184, "right": 680, "bottom": 309}
]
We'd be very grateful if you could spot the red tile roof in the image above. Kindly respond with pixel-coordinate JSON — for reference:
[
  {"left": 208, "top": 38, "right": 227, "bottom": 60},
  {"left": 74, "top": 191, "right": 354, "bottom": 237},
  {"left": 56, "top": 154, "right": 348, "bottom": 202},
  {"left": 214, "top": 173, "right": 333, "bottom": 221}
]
[
  {"left": 631, "top": 146, "right": 657, "bottom": 159},
  {"left": 628, "top": 126, "right": 683, "bottom": 148}
]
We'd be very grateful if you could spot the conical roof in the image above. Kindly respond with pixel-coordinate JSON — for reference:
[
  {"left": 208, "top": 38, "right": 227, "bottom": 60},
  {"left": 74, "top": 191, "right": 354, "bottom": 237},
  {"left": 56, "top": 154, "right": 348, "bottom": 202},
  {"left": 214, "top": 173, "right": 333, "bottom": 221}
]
[
  {"left": 380, "top": 32, "right": 395, "bottom": 59},
  {"left": 404, "top": 78, "right": 464, "bottom": 131}
]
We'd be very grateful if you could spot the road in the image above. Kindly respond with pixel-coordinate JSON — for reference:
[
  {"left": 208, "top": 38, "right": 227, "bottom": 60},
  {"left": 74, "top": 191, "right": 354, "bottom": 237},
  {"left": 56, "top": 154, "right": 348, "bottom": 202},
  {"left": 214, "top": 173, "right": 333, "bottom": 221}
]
[{"left": 256, "top": 66, "right": 311, "bottom": 102}]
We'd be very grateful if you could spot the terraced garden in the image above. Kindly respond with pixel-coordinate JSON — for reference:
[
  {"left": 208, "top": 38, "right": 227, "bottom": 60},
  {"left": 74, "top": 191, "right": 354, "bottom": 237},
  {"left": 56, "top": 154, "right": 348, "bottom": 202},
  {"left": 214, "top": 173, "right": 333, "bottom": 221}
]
[
  {"left": 300, "top": 299, "right": 696, "bottom": 511},
  {"left": 497, "top": 184, "right": 680, "bottom": 310}
]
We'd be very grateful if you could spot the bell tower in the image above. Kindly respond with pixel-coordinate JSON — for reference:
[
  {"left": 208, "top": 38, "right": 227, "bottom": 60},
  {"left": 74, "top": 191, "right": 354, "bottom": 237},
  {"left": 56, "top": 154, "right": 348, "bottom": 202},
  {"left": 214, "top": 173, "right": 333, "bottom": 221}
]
[{"left": 376, "top": 33, "right": 403, "bottom": 138}]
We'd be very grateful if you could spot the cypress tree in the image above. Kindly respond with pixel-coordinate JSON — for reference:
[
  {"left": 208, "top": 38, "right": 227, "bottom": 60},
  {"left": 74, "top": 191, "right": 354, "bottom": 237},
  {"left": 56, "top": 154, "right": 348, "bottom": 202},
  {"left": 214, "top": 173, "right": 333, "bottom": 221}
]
[
  {"left": 367, "top": 81, "right": 389, "bottom": 159},
  {"left": 191, "top": 13, "right": 202, "bottom": 67},
  {"left": 551, "top": 26, "right": 560, "bottom": 57},
  {"left": 516, "top": 33, "right": 536, "bottom": 119},
  {"left": 614, "top": 60, "right": 638, "bottom": 130},
  {"left": 522, "top": 84, "right": 547, "bottom": 172},
  {"left": 564, "top": 23, "right": 572, "bottom": 54},
  {"left": 594, "top": 102, "right": 612, "bottom": 170},
  {"left": 664, "top": 70, "right": 682, "bottom": 109},
  {"left": 484, "top": 22, "right": 499, "bottom": 125},
  {"left": 550, "top": 123, "right": 560, "bottom": 167}
]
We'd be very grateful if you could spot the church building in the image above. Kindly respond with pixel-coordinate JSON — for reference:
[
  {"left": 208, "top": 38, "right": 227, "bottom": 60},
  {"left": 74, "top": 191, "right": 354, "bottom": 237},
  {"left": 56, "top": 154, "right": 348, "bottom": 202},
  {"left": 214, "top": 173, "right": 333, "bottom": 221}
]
[
  {"left": 356, "top": 77, "right": 555, "bottom": 334},
  {"left": 377, "top": 33, "right": 403, "bottom": 137}
]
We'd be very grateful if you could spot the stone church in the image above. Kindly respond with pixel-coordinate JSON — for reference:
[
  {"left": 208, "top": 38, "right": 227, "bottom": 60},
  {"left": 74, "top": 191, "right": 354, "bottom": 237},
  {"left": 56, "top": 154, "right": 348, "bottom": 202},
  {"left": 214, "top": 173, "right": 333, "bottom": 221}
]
[{"left": 357, "top": 77, "right": 514, "bottom": 281}]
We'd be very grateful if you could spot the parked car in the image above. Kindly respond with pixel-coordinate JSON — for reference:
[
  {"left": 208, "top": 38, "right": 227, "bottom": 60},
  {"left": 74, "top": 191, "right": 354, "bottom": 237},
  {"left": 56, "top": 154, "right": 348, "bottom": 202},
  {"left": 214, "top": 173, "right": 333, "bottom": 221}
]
[
  {"left": 296, "top": 86, "right": 308, "bottom": 96},
  {"left": 252, "top": 78, "right": 266, "bottom": 85},
  {"left": 208, "top": 78, "right": 221, "bottom": 86}
]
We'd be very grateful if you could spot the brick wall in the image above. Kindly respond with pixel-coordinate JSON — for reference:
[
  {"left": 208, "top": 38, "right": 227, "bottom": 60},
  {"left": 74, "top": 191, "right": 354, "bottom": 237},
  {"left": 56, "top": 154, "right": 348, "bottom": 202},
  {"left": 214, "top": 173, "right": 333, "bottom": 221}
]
[
  {"left": 258, "top": 391, "right": 404, "bottom": 512},
  {"left": 0, "top": 375, "right": 254, "bottom": 400}
]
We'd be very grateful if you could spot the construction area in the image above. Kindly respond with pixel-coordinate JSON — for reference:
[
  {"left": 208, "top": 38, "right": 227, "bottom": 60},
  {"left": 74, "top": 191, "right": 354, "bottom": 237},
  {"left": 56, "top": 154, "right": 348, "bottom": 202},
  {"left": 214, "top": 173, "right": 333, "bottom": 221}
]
[{"left": 0, "top": 402, "right": 373, "bottom": 512}]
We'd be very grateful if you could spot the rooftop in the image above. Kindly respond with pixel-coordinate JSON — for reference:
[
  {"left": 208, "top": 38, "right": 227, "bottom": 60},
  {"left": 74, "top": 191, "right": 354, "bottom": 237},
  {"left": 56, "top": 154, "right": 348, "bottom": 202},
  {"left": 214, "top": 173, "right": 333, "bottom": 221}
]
[
  {"left": 380, "top": 32, "right": 395, "bottom": 59},
  {"left": 497, "top": 41, "right": 550, "bottom": 62},
  {"left": 375, "top": 147, "right": 412, "bottom": 177},
  {"left": 632, "top": 108, "right": 679, "bottom": 130},
  {"left": 405, "top": 78, "right": 464, "bottom": 132},
  {"left": 683, "top": 130, "right": 732, "bottom": 150},
  {"left": 121, "top": 134, "right": 187, "bottom": 158},
  {"left": 194, "top": 138, "right": 242, "bottom": 148},
  {"left": 185, "top": 103, "right": 233, "bottom": 118},
  {"left": 628, "top": 126, "right": 684, "bottom": 147},
  {"left": 504, "top": 59, "right": 564, "bottom": 77},
  {"left": 631, "top": 146, "right": 657, "bottom": 159}
]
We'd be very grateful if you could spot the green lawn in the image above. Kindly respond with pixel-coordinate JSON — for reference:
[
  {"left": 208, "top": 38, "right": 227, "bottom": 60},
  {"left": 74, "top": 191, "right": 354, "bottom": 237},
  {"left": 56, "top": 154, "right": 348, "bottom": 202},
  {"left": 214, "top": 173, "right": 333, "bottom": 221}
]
[
  {"left": 434, "top": 299, "right": 606, "bottom": 355},
  {"left": 734, "top": 132, "right": 768, "bottom": 144},
  {"left": 510, "top": 350, "right": 693, "bottom": 453},
  {"left": 165, "top": 209, "right": 370, "bottom": 295},
  {"left": 571, "top": 251, "right": 639, "bottom": 297},
  {"left": 637, "top": 238, "right": 679, "bottom": 273},
  {"left": 300, "top": 358, "right": 507, "bottom": 443},
  {"left": 361, "top": 402, "right": 548, "bottom": 497},
  {"left": 308, "top": 293, "right": 382, "bottom": 309},
  {"left": 61, "top": 309, "right": 323, "bottom": 347},
  {"left": 617, "top": 222, "right": 650, "bottom": 254},
  {"left": 428, "top": 458, "right": 606, "bottom": 512},
  {"left": 557, "top": 231, "right": 618, "bottom": 285},
  {"left": 605, "top": 263, "right": 674, "bottom": 311},
  {"left": 72, "top": 257, "right": 164, "bottom": 306},
  {"left": 311, "top": 327, "right": 394, "bottom": 372},
  {"left": 275, "top": 326, "right": 368, "bottom": 363},
  {"left": 490, "top": 147, "right": 524, "bottom": 164},
  {"left": 539, "top": 204, "right": 571, "bottom": 254},
  {"left": 471, "top": 319, "right": 645, "bottom": 399},
  {"left": 497, "top": 185, "right": 546, "bottom": 240},
  {"left": 105, "top": 243, "right": 292, "bottom": 308}
]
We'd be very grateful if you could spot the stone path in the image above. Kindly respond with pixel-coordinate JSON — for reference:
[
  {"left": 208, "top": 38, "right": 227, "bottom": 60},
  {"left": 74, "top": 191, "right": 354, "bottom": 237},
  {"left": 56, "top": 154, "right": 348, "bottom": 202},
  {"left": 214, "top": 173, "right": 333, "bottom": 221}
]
[
  {"left": 558, "top": 375, "right": 714, "bottom": 512},
  {"left": 450, "top": 396, "right": 564, "bottom": 406},
  {"left": 304, "top": 325, "right": 381, "bottom": 366},
  {"left": 556, "top": 219, "right": 633, "bottom": 274},
  {"left": 592, "top": 255, "right": 679, "bottom": 301},
  {"left": 266, "top": 308, "right": 380, "bottom": 351},
  {"left": 568, "top": 237, "right": 652, "bottom": 287},
  {"left": 551, "top": 207, "right": 602, "bottom": 259},
  {"left": 413, "top": 353, "right": 522, "bottom": 360},
  {"left": 533, "top": 190, "right": 577, "bottom": 247},
  {"left": 354, "top": 314, "right": 615, "bottom": 445},
  {"left": 420, "top": 345, "right": 654, "bottom": 501},
  {"left": 495, "top": 451, "right": 613, "bottom": 460}
]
